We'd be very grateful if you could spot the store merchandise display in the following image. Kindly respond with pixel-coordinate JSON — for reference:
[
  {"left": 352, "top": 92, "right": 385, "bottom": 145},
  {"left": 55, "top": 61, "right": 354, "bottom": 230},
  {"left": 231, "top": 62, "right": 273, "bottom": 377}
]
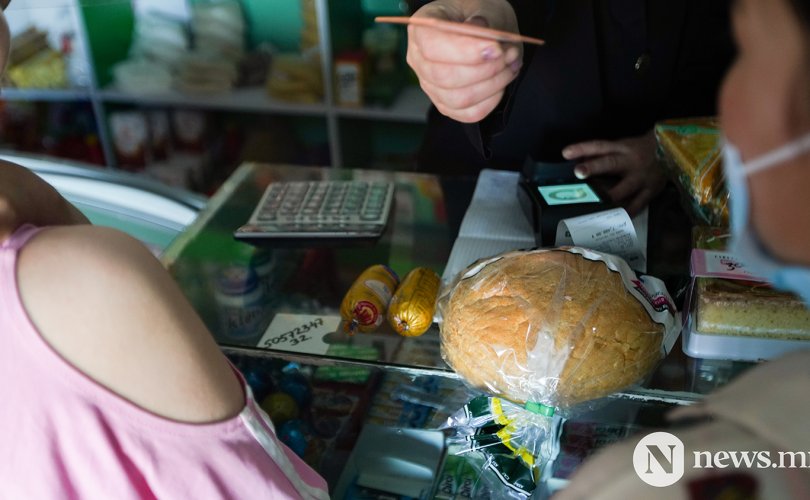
[
  {"left": 0, "top": 100, "right": 104, "bottom": 165},
  {"left": 112, "top": 3, "right": 245, "bottom": 95},
  {"left": 174, "top": 54, "right": 239, "bottom": 95},
  {"left": 332, "top": 369, "right": 477, "bottom": 499},
  {"left": 110, "top": 1, "right": 321, "bottom": 99},
  {"left": 334, "top": 50, "right": 366, "bottom": 107},
  {"left": 112, "top": 59, "right": 173, "bottom": 95},
  {"left": 332, "top": 12, "right": 406, "bottom": 107},
  {"left": 0, "top": 1, "right": 430, "bottom": 173},
  {"left": 128, "top": 13, "right": 188, "bottom": 69},
  {"left": 340, "top": 264, "right": 442, "bottom": 337},
  {"left": 326, "top": 11, "right": 410, "bottom": 108},
  {"left": 178, "top": 2, "right": 244, "bottom": 94},
  {"left": 113, "top": 13, "right": 183, "bottom": 93},
  {"left": 387, "top": 267, "right": 441, "bottom": 337},
  {"left": 107, "top": 107, "right": 210, "bottom": 188},
  {"left": 231, "top": 355, "right": 469, "bottom": 498},
  {"left": 5, "top": 27, "right": 68, "bottom": 89},
  {"left": 340, "top": 264, "right": 400, "bottom": 334},
  {"left": 231, "top": 356, "right": 378, "bottom": 491},
  {"left": 265, "top": 52, "right": 323, "bottom": 103},
  {"left": 191, "top": 2, "right": 245, "bottom": 59},
  {"left": 266, "top": 0, "right": 322, "bottom": 103}
]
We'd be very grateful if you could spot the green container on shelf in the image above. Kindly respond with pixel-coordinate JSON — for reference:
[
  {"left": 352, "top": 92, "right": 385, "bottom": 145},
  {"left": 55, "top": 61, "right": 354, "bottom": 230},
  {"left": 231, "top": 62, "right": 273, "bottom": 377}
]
[
  {"left": 361, "top": 0, "right": 408, "bottom": 16},
  {"left": 242, "top": 0, "right": 303, "bottom": 52},
  {"left": 79, "top": 0, "right": 135, "bottom": 88}
]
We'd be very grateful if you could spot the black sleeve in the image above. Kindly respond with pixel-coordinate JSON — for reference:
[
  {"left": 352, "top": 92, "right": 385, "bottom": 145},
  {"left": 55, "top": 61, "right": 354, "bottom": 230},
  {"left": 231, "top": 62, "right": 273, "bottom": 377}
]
[
  {"left": 663, "top": 0, "right": 735, "bottom": 119},
  {"left": 461, "top": 0, "right": 548, "bottom": 159}
]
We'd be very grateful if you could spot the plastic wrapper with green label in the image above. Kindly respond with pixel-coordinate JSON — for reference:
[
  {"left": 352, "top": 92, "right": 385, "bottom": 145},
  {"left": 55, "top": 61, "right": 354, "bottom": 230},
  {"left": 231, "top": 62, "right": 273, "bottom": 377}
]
[{"left": 436, "top": 247, "right": 680, "bottom": 497}]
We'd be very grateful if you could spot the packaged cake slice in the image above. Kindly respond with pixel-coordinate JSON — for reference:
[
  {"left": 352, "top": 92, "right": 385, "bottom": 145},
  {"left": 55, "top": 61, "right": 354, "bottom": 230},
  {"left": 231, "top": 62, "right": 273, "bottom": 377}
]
[
  {"left": 655, "top": 117, "right": 729, "bottom": 226},
  {"left": 690, "top": 227, "right": 810, "bottom": 340}
]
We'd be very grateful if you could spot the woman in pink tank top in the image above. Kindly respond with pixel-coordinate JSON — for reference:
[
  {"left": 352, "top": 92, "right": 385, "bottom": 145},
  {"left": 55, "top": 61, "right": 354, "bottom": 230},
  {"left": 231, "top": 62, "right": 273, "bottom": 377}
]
[{"left": 0, "top": 4, "right": 328, "bottom": 497}]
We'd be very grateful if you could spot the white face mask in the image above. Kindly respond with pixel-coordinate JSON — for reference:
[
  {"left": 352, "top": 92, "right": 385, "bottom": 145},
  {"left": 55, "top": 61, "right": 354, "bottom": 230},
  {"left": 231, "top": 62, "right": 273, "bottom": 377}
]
[{"left": 722, "top": 134, "right": 810, "bottom": 306}]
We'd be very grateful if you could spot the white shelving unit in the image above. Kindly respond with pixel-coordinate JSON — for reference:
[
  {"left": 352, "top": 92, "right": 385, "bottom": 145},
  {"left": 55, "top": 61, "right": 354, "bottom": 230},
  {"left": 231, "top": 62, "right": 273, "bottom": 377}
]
[
  {"left": 1, "top": 0, "right": 432, "bottom": 170},
  {"left": 0, "top": 87, "right": 93, "bottom": 102},
  {"left": 335, "top": 86, "right": 431, "bottom": 123},
  {"left": 97, "top": 86, "right": 331, "bottom": 117}
]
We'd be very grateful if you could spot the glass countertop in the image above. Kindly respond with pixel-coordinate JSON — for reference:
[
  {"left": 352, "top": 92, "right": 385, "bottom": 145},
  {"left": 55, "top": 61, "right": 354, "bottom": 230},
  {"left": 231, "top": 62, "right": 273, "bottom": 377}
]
[{"left": 163, "top": 163, "right": 757, "bottom": 406}]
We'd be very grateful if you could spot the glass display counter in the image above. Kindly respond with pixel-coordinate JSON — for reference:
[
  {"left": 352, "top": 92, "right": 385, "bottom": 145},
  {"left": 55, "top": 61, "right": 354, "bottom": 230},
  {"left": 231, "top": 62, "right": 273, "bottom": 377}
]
[
  {"left": 3, "top": 151, "right": 204, "bottom": 253},
  {"left": 162, "top": 162, "right": 758, "bottom": 498}
]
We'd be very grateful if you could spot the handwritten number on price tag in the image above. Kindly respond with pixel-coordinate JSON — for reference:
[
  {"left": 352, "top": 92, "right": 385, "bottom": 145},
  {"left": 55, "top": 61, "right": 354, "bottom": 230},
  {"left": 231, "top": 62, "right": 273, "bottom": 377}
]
[
  {"left": 262, "top": 318, "right": 324, "bottom": 348},
  {"left": 257, "top": 314, "right": 338, "bottom": 355}
]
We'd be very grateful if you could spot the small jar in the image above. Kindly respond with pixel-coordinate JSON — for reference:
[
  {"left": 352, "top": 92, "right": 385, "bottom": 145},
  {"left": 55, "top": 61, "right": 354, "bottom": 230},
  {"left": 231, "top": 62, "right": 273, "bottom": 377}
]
[{"left": 214, "top": 265, "right": 266, "bottom": 341}]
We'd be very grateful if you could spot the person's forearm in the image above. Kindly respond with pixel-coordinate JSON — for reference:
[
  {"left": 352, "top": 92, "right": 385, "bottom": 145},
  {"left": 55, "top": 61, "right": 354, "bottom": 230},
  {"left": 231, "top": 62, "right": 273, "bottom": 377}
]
[{"left": 0, "top": 161, "right": 89, "bottom": 237}]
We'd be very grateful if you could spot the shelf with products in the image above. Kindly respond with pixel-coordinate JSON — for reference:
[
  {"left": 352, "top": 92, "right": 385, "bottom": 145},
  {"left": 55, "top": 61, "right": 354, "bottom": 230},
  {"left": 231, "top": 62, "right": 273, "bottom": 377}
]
[
  {"left": 1, "top": 0, "right": 432, "bottom": 185},
  {"left": 223, "top": 349, "right": 700, "bottom": 498},
  {"left": 0, "top": 0, "right": 107, "bottom": 164},
  {"left": 86, "top": 0, "right": 428, "bottom": 171},
  {"left": 0, "top": 99, "right": 106, "bottom": 166},
  {"left": 101, "top": 102, "right": 331, "bottom": 194}
]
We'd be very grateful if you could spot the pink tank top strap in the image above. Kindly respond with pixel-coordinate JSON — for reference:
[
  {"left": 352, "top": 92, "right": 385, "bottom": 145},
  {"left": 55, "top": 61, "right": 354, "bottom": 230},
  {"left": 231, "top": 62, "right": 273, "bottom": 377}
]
[{"left": 1, "top": 224, "right": 44, "bottom": 251}]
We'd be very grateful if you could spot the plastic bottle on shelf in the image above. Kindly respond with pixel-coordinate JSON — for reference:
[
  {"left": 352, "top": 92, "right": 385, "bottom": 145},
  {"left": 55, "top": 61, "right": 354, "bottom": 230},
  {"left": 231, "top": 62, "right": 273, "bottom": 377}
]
[{"left": 59, "top": 32, "right": 90, "bottom": 89}]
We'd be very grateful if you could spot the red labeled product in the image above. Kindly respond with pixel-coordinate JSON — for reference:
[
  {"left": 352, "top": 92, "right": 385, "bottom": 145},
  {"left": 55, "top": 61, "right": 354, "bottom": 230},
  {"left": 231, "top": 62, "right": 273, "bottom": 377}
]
[{"left": 340, "top": 265, "right": 399, "bottom": 334}]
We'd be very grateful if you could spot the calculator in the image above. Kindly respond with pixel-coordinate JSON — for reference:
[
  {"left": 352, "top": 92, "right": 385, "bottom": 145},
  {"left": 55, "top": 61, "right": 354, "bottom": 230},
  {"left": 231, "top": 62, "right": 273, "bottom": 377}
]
[{"left": 234, "top": 180, "right": 395, "bottom": 241}]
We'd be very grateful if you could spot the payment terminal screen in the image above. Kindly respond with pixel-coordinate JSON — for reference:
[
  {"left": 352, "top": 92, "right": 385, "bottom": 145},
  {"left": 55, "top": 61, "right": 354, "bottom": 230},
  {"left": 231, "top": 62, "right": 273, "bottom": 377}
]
[{"left": 537, "top": 183, "right": 601, "bottom": 205}]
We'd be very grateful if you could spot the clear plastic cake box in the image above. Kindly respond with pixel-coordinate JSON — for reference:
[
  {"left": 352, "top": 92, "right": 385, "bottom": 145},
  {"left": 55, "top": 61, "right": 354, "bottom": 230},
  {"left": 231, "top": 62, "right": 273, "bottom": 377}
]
[{"left": 682, "top": 314, "right": 810, "bottom": 362}]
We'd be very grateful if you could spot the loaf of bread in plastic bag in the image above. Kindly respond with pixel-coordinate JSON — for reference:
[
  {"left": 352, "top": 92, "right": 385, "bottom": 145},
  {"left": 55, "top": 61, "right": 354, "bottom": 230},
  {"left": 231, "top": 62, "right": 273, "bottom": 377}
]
[{"left": 440, "top": 249, "right": 665, "bottom": 407}]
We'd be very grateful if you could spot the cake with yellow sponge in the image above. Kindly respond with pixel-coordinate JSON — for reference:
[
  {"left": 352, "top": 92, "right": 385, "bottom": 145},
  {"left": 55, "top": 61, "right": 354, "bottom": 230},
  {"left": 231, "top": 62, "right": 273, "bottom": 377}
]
[
  {"left": 655, "top": 117, "right": 728, "bottom": 226},
  {"left": 693, "top": 227, "right": 810, "bottom": 339}
]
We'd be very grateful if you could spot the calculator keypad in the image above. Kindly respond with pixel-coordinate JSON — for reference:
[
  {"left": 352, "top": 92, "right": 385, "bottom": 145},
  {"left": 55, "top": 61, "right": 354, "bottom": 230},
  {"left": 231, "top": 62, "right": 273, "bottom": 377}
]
[{"left": 239, "top": 181, "right": 395, "bottom": 239}]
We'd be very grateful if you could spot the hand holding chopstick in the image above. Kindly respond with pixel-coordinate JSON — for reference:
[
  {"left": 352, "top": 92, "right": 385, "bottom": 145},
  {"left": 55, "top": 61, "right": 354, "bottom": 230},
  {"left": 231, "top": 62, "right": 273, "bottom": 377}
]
[{"left": 393, "top": 0, "right": 536, "bottom": 123}]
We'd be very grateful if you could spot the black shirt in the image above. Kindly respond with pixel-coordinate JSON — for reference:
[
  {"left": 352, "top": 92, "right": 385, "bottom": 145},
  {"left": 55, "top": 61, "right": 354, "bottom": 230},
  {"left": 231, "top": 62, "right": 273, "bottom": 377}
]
[{"left": 417, "top": 0, "right": 734, "bottom": 174}]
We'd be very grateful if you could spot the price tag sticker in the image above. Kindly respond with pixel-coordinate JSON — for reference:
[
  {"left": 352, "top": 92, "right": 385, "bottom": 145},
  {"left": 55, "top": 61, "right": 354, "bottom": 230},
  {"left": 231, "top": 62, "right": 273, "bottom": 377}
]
[
  {"left": 257, "top": 314, "right": 341, "bottom": 355},
  {"left": 690, "top": 249, "right": 766, "bottom": 281}
]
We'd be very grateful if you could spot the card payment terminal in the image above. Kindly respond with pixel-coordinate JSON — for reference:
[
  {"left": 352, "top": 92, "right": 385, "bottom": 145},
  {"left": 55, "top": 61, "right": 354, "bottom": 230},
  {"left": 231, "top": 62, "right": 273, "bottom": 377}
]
[{"left": 517, "top": 159, "right": 615, "bottom": 246}]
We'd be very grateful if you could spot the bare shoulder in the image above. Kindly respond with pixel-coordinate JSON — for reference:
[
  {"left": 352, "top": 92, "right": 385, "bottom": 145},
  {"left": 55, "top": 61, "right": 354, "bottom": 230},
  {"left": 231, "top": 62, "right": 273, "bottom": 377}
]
[
  {"left": 17, "top": 226, "right": 245, "bottom": 423},
  {"left": 21, "top": 225, "right": 155, "bottom": 277}
]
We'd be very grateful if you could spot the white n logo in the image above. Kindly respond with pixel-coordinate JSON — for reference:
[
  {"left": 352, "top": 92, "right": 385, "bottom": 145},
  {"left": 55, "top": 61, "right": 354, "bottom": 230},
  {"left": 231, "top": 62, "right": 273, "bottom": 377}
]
[{"left": 633, "top": 432, "right": 685, "bottom": 487}]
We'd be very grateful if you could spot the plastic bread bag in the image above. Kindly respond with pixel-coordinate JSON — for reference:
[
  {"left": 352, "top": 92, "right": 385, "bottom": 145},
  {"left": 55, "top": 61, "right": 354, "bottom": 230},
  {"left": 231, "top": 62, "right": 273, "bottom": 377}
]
[
  {"left": 438, "top": 396, "right": 562, "bottom": 499},
  {"left": 436, "top": 247, "right": 680, "bottom": 496}
]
